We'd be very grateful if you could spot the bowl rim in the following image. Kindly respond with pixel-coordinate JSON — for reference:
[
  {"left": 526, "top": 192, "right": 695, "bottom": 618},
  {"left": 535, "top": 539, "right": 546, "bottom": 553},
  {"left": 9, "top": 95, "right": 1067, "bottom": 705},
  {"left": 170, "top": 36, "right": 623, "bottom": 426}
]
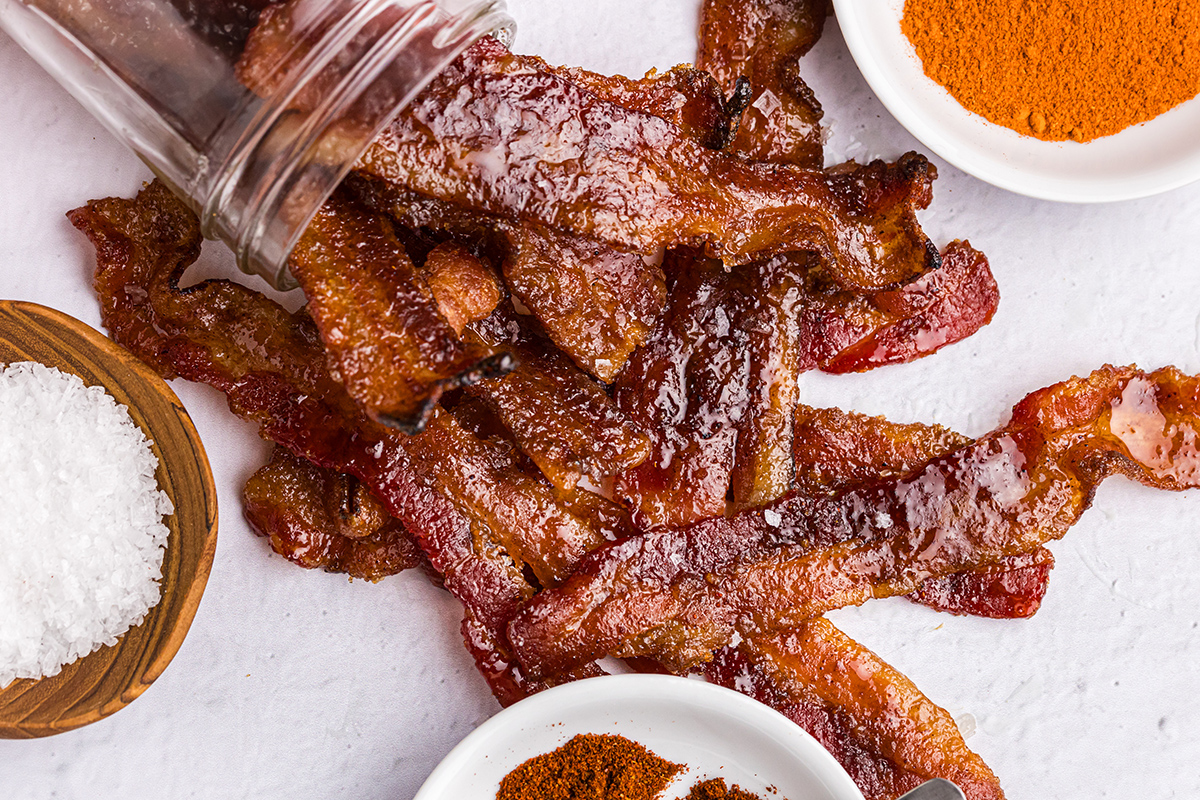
[
  {"left": 831, "top": 0, "right": 1200, "bottom": 203},
  {"left": 413, "top": 672, "right": 866, "bottom": 800},
  {"left": 0, "top": 300, "right": 218, "bottom": 739}
]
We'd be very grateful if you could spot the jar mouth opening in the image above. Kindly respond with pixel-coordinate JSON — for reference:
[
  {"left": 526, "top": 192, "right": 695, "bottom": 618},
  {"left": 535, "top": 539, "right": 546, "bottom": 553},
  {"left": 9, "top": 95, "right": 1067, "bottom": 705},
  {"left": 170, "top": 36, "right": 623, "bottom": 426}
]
[{"left": 200, "top": 0, "right": 514, "bottom": 290}]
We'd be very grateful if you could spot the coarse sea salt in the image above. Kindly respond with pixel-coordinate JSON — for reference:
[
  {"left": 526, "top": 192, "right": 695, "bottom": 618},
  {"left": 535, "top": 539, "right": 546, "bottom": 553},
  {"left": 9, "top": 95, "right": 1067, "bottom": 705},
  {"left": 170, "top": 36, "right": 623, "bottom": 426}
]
[{"left": 0, "top": 361, "right": 173, "bottom": 688}]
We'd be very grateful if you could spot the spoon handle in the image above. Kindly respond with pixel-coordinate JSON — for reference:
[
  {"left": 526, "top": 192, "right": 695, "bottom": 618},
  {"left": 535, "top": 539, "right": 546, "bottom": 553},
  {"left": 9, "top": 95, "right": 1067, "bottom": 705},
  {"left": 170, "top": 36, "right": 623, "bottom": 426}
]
[{"left": 895, "top": 778, "right": 967, "bottom": 800}]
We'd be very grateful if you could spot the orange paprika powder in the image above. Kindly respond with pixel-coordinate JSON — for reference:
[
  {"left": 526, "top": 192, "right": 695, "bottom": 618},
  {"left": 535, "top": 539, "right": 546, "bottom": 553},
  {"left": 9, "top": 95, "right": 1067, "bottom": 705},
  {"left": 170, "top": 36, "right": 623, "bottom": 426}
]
[{"left": 900, "top": 0, "right": 1200, "bottom": 141}]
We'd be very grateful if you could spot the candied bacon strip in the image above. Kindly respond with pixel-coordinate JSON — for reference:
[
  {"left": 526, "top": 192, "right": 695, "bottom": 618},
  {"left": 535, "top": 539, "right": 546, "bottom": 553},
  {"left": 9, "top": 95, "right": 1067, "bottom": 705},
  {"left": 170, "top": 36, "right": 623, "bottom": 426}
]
[
  {"left": 419, "top": 240, "right": 503, "bottom": 335},
  {"left": 706, "top": 622, "right": 1005, "bottom": 800},
  {"left": 614, "top": 242, "right": 997, "bottom": 530},
  {"left": 727, "top": 253, "right": 809, "bottom": 510},
  {"left": 820, "top": 241, "right": 1000, "bottom": 374},
  {"left": 467, "top": 304, "right": 652, "bottom": 492},
  {"left": 793, "top": 404, "right": 1054, "bottom": 619},
  {"left": 68, "top": 180, "right": 610, "bottom": 705},
  {"left": 613, "top": 251, "right": 751, "bottom": 529},
  {"left": 613, "top": 249, "right": 807, "bottom": 528},
  {"left": 509, "top": 365, "right": 1200, "bottom": 676},
  {"left": 345, "top": 173, "right": 668, "bottom": 383},
  {"left": 357, "top": 37, "right": 941, "bottom": 292},
  {"left": 289, "top": 191, "right": 512, "bottom": 433},
  {"left": 243, "top": 447, "right": 425, "bottom": 582},
  {"left": 446, "top": 388, "right": 638, "bottom": 541},
  {"left": 696, "top": 0, "right": 827, "bottom": 167}
]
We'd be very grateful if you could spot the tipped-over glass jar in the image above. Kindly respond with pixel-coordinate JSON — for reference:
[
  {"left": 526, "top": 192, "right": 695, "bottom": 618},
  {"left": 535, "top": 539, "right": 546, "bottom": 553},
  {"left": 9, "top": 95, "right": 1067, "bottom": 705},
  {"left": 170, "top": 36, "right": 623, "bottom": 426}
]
[{"left": 0, "top": 0, "right": 513, "bottom": 288}]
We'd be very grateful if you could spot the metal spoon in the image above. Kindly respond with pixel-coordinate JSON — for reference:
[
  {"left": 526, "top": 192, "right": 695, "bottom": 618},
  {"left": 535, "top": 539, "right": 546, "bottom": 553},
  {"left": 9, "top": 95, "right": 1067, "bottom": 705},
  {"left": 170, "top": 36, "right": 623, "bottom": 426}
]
[{"left": 896, "top": 779, "right": 967, "bottom": 800}]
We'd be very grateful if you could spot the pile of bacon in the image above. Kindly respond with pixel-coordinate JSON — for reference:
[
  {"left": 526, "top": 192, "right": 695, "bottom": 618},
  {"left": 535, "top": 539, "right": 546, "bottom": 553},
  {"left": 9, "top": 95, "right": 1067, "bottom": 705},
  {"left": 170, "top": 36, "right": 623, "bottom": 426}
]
[{"left": 66, "top": 2, "right": 1200, "bottom": 798}]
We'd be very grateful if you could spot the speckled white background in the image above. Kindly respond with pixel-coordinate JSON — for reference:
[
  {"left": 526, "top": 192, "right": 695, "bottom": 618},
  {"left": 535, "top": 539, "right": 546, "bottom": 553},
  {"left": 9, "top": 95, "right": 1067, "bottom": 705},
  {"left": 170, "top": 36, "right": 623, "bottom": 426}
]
[{"left": 2, "top": 2, "right": 1199, "bottom": 798}]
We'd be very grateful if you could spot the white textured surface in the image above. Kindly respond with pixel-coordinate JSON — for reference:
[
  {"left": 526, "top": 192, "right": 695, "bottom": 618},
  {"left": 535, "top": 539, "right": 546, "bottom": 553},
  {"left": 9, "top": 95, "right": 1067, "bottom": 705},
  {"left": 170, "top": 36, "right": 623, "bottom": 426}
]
[{"left": 2, "top": 2, "right": 1200, "bottom": 798}]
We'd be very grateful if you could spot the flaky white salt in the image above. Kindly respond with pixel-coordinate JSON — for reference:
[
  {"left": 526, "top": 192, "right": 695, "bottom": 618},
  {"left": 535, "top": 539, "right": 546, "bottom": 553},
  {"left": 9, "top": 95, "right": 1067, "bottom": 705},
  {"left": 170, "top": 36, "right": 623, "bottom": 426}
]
[{"left": 0, "top": 361, "right": 173, "bottom": 688}]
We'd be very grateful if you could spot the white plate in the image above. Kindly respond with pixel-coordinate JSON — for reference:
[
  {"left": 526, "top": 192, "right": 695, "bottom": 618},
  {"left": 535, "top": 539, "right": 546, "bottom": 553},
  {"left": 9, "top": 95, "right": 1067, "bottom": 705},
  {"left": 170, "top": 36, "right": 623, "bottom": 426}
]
[
  {"left": 413, "top": 674, "right": 865, "bottom": 800},
  {"left": 832, "top": 0, "right": 1200, "bottom": 202}
]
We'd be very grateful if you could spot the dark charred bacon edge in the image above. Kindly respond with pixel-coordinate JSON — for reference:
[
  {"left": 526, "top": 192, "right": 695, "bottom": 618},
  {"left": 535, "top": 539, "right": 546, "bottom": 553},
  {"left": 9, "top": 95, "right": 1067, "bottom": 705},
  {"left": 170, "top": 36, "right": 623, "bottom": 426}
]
[{"left": 696, "top": 0, "right": 827, "bottom": 167}]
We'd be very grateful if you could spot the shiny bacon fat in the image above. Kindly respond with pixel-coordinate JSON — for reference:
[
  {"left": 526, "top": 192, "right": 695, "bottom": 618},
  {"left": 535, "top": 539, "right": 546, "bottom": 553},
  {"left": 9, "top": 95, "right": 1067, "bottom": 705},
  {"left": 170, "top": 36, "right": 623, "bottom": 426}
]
[
  {"left": 508, "top": 366, "right": 1200, "bottom": 676},
  {"left": 697, "top": 0, "right": 827, "bottom": 167},
  {"left": 358, "top": 37, "right": 941, "bottom": 293}
]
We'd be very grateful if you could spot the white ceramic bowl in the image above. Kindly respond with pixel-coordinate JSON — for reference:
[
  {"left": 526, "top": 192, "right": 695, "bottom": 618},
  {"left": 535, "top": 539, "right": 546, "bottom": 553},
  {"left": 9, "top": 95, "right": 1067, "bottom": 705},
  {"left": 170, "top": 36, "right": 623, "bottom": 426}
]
[
  {"left": 832, "top": 0, "right": 1200, "bottom": 202},
  {"left": 413, "top": 674, "right": 865, "bottom": 800}
]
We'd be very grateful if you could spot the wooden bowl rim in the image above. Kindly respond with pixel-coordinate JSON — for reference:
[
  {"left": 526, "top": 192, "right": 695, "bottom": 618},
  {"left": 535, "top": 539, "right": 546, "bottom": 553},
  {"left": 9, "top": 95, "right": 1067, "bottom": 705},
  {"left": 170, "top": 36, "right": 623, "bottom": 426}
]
[{"left": 0, "top": 300, "right": 218, "bottom": 738}]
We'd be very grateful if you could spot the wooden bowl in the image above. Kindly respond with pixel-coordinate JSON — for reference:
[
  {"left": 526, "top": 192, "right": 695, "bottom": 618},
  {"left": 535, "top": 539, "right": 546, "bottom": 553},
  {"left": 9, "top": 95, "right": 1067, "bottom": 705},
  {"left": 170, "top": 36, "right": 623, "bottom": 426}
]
[{"left": 0, "top": 300, "right": 218, "bottom": 739}]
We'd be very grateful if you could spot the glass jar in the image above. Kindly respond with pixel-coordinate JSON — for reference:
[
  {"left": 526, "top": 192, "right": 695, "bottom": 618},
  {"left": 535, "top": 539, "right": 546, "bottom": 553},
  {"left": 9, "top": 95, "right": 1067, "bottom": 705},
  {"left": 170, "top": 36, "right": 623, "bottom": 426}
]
[{"left": 0, "top": 0, "right": 514, "bottom": 288}]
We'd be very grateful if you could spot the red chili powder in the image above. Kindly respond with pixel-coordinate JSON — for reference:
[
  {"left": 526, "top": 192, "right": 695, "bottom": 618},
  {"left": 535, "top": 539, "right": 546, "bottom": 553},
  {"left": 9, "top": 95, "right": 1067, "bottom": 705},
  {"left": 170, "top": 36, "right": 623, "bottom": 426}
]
[
  {"left": 684, "top": 777, "right": 769, "bottom": 800},
  {"left": 495, "top": 733, "right": 682, "bottom": 800}
]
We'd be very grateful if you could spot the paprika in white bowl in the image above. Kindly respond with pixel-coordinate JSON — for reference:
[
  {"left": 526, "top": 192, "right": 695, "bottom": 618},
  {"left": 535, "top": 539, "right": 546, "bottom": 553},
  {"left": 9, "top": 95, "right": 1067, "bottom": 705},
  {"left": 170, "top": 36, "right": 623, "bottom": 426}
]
[{"left": 832, "top": 0, "right": 1200, "bottom": 202}]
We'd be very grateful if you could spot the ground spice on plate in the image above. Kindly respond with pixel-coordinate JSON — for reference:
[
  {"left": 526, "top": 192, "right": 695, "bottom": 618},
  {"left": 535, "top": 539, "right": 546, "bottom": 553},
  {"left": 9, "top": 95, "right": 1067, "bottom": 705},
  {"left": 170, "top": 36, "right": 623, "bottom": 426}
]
[
  {"left": 684, "top": 778, "right": 767, "bottom": 800},
  {"left": 495, "top": 733, "right": 681, "bottom": 800},
  {"left": 900, "top": 0, "right": 1200, "bottom": 142}
]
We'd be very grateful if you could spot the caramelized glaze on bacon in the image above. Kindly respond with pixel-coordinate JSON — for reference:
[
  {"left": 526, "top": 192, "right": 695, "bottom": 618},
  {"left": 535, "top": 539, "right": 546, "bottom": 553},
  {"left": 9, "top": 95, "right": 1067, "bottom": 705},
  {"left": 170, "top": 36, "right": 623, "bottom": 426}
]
[
  {"left": 791, "top": 404, "right": 969, "bottom": 492},
  {"left": 613, "top": 241, "right": 998, "bottom": 530},
  {"left": 243, "top": 447, "right": 424, "bottom": 581},
  {"left": 706, "top": 621, "right": 1005, "bottom": 800},
  {"left": 55, "top": 0, "right": 1064, "bottom": 785},
  {"left": 467, "top": 304, "right": 652, "bottom": 491},
  {"left": 613, "top": 249, "right": 808, "bottom": 529},
  {"left": 497, "top": 223, "right": 666, "bottom": 382},
  {"left": 792, "top": 240, "right": 998, "bottom": 372},
  {"left": 419, "top": 240, "right": 503, "bottom": 335},
  {"left": 69, "top": 180, "right": 613, "bottom": 704},
  {"left": 792, "top": 404, "right": 1053, "bottom": 619},
  {"left": 509, "top": 365, "right": 1200, "bottom": 676},
  {"left": 819, "top": 241, "right": 1000, "bottom": 374},
  {"left": 546, "top": 62, "right": 751, "bottom": 151},
  {"left": 345, "top": 173, "right": 668, "bottom": 383},
  {"left": 358, "top": 37, "right": 940, "bottom": 292},
  {"left": 909, "top": 549, "right": 1055, "bottom": 619},
  {"left": 696, "top": 0, "right": 827, "bottom": 167},
  {"left": 240, "top": 5, "right": 747, "bottom": 151},
  {"left": 289, "top": 191, "right": 511, "bottom": 433}
]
